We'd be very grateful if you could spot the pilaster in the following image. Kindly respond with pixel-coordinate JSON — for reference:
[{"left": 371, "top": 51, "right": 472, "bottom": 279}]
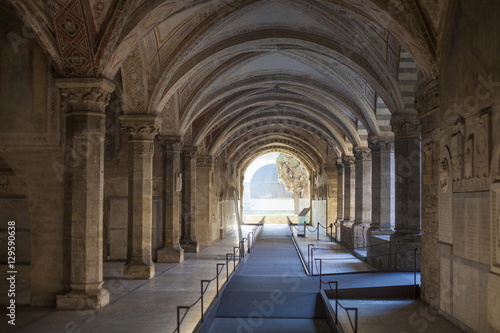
[
  {"left": 121, "top": 115, "right": 157, "bottom": 279},
  {"left": 56, "top": 78, "right": 114, "bottom": 310}
]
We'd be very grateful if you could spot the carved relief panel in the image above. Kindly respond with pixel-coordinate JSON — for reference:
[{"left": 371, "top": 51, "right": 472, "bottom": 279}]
[
  {"left": 464, "top": 136, "right": 474, "bottom": 180},
  {"left": 450, "top": 121, "right": 464, "bottom": 181},
  {"left": 473, "top": 113, "right": 490, "bottom": 178}
]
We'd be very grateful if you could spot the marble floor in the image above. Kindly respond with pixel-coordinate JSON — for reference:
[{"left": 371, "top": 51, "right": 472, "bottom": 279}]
[
  {"left": 0, "top": 226, "right": 255, "bottom": 333},
  {"left": 0, "top": 223, "right": 464, "bottom": 333}
]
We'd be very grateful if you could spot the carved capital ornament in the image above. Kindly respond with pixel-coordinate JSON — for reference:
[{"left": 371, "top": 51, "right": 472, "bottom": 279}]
[
  {"left": 391, "top": 114, "right": 421, "bottom": 139},
  {"left": 57, "top": 78, "right": 115, "bottom": 113},
  {"left": 369, "top": 136, "right": 395, "bottom": 152},
  {"left": 120, "top": 115, "right": 158, "bottom": 140}
]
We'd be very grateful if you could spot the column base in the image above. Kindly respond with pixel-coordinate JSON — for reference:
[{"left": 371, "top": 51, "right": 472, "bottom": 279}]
[
  {"left": 123, "top": 262, "right": 155, "bottom": 279},
  {"left": 157, "top": 245, "right": 184, "bottom": 263},
  {"left": 180, "top": 238, "right": 199, "bottom": 253},
  {"left": 353, "top": 223, "right": 370, "bottom": 250},
  {"left": 366, "top": 227, "right": 393, "bottom": 271},
  {"left": 340, "top": 221, "right": 354, "bottom": 250},
  {"left": 390, "top": 232, "right": 421, "bottom": 271},
  {"left": 367, "top": 226, "right": 394, "bottom": 235},
  {"left": 56, "top": 288, "right": 109, "bottom": 310}
]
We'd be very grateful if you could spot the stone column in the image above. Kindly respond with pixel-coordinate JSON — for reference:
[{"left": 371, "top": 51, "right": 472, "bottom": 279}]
[
  {"left": 343, "top": 155, "right": 356, "bottom": 222},
  {"left": 415, "top": 79, "right": 440, "bottom": 308},
  {"left": 181, "top": 146, "right": 199, "bottom": 252},
  {"left": 156, "top": 136, "right": 184, "bottom": 263},
  {"left": 391, "top": 113, "right": 422, "bottom": 235},
  {"left": 341, "top": 155, "right": 355, "bottom": 249},
  {"left": 196, "top": 155, "right": 214, "bottom": 246},
  {"left": 354, "top": 147, "right": 372, "bottom": 250},
  {"left": 390, "top": 113, "right": 422, "bottom": 270},
  {"left": 368, "top": 136, "right": 395, "bottom": 232},
  {"left": 335, "top": 159, "right": 344, "bottom": 241},
  {"left": 56, "top": 78, "right": 114, "bottom": 310},
  {"left": 121, "top": 115, "right": 157, "bottom": 279}
]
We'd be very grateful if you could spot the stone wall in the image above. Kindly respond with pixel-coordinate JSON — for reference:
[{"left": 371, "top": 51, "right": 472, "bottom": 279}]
[
  {"left": 0, "top": 19, "right": 65, "bottom": 306},
  {"left": 418, "top": 1, "right": 500, "bottom": 330}
]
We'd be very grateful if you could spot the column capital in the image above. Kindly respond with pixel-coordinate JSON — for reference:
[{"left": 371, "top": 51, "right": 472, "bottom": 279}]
[
  {"left": 391, "top": 113, "right": 421, "bottom": 139},
  {"left": 57, "top": 78, "right": 115, "bottom": 114},
  {"left": 182, "top": 145, "right": 198, "bottom": 159},
  {"left": 415, "top": 79, "right": 439, "bottom": 117},
  {"left": 158, "top": 135, "right": 182, "bottom": 153},
  {"left": 353, "top": 147, "right": 372, "bottom": 160},
  {"left": 368, "top": 136, "right": 395, "bottom": 152},
  {"left": 197, "top": 155, "right": 213, "bottom": 168},
  {"left": 335, "top": 158, "right": 344, "bottom": 169},
  {"left": 120, "top": 115, "right": 157, "bottom": 140},
  {"left": 342, "top": 155, "right": 355, "bottom": 165}
]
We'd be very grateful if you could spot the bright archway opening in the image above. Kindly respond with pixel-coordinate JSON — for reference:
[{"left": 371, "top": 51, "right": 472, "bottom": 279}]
[{"left": 242, "top": 152, "right": 310, "bottom": 224}]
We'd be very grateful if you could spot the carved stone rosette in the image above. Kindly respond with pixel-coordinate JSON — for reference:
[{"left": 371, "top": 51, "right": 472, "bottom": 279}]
[
  {"left": 120, "top": 115, "right": 158, "bottom": 140},
  {"left": 391, "top": 113, "right": 421, "bottom": 139},
  {"left": 368, "top": 136, "right": 395, "bottom": 152},
  {"left": 56, "top": 78, "right": 115, "bottom": 113},
  {"left": 354, "top": 147, "right": 372, "bottom": 160}
]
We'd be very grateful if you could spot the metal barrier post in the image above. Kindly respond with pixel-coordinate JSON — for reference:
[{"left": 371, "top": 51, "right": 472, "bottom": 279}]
[
  {"left": 317, "top": 223, "right": 320, "bottom": 240},
  {"left": 362, "top": 226, "right": 366, "bottom": 250},
  {"left": 216, "top": 263, "right": 224, "bottom": 298},
  {"left": 330, "top": 223, "right": 333, "bottom": 242},
  {"left": 226, "top": 253, "right": 232, "bottom": 279},
  {"left": 414, "top": 248, "right": 418, "bottom": 298},
  {"left": 200, "top": 280, "right": 210, "bottom": 322},
  {"left": 310, "top": 246, "right": 315, "bottom": 275},
  {"left": 307, "top": 244, "right": 314, "bottom": 274},
  {"left": 233, "top": 246, "right": 239, "bottom": 264},
  {"left": 318, "top": 259, "right": 323, "bottom": 290}
]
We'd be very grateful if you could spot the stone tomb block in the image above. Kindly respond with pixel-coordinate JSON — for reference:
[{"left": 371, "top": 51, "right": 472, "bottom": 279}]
[{"left": 452, "top": 192, "right": 490, "bottom": 265}]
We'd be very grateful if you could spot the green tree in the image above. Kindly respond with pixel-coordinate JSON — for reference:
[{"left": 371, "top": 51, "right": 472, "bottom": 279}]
[{"left": 276, "top": 154, "right": 309, "bottom": 214}]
